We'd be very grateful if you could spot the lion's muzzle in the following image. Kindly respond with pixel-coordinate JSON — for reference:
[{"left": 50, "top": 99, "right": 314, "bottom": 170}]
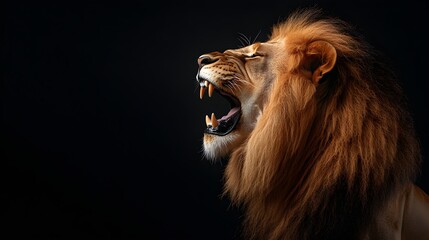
[{"left": 196, "top": 52, "right": 242, "bottom": 136}]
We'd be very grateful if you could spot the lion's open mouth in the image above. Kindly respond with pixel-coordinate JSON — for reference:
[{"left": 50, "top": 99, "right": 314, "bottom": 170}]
[{"left": 199, "top": 79, "right": 241, "bottom": 136}]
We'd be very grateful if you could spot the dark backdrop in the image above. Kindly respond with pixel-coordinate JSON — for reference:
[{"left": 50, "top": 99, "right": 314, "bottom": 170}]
[{"left": 2, "top": 1, "right": 428, "bottom": 239}]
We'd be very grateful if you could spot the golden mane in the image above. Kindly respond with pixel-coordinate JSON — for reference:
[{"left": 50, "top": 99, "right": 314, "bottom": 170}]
[{"left": 224, "top": 9, "right": 421, "bottom": 240}]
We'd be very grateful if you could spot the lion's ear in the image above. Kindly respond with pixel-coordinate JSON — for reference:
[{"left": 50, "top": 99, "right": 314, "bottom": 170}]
[{"left": 304, "top": 41, "right": 337, "bottom": 83}]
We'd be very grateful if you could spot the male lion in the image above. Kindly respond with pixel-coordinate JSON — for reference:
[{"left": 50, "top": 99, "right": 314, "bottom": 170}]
[{"left": 195, "top": 9, "right": 429, "bottom": 240}]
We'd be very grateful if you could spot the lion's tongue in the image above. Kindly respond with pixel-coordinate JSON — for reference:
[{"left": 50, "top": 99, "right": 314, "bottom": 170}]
[{"left": 220, "top": 107, "right": 240, "bottom": 121}]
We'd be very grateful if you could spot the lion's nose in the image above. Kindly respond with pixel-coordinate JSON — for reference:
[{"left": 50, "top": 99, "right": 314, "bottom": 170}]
[{"left": 198, "top": 54, "right": 220, "bottom": 67}]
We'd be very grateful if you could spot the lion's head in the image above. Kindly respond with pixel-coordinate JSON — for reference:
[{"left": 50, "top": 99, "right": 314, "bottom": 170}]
[
  {"left": 196, "top": 11, "right": 339, "bottom": 160},
  {"left": 196, "top": 40, "right": 281, "bottom": 159},
  {"left": 195, "top": 9, "right": 421, "bottom": 240}
]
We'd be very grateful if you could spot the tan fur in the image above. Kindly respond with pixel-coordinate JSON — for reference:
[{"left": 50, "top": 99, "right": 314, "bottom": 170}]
[{"left": 197, "top": 8, "right": 428, "bottom": 240}]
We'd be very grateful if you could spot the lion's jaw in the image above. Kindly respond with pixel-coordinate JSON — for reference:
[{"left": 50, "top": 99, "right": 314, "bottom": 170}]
[
  {"left": 196, "top": 42, "right": 279, "bottom": 160},
  {"left": 201, "top": 91, "right": 262, "bottom": 160}
]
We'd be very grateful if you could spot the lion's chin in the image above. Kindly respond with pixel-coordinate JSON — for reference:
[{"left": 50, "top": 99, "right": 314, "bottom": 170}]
[{"left": 203, "top": 132, "right": 242, "bottom": 160}]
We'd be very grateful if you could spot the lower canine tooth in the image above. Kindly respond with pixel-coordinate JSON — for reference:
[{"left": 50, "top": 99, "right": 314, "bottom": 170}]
[
  {"left": 205, "top": 115, "right": 211, "bottom": 127},
  {"left": 211, "top": 113, "right": 218, "bottom": 128}
]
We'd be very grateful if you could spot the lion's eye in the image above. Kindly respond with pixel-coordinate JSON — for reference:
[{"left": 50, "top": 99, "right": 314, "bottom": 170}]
[{"left": 247, "top": 52, "right": 263, "bottom": 58}]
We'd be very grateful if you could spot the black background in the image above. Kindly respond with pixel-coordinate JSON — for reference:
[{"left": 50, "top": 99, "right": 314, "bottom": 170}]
[{"left": 2, "top": 1, "right": 428, "bottom": 239}]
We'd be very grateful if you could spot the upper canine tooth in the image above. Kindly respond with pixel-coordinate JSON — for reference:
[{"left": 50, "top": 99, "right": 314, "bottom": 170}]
[
  {"left": 208, "top": 83, "right": 214, "bottom": 97},
  {"left": 205, "top": 115, "right": 211, "bottom": 127},
  {"left": 199, "top": 86, "right": 206, "bottom": 99},
  {"left": 211, "top": 113, "right": 218, "bottom": 128}
]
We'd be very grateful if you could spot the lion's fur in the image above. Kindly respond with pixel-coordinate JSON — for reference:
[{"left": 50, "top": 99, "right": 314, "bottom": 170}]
[{"left": 223, "top": 9, "right": 421, "bottom": 240}]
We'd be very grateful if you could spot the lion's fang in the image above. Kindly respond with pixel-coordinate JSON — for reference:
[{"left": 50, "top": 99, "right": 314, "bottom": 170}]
[
  {"left": 205, "top": 113, "right": 219, "bottom": 128},
  {"left": 211, "top": 113, "right": 218, "bottom": 128},
  {"left": 208, "top": 83, "right": 214, "bottom": 97},
  {"left": 200, "top": 86, "right": 206, "bottom": 99},
  {"left": 205, "top": 115, "right": 211, "bottom": 127}
]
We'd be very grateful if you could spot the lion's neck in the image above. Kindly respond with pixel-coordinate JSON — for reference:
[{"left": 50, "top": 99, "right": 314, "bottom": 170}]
[
  {"left": 225, "top": 131, "right": 394, "bottom": 240},
  {"left": 223, "top": 76, "right": 418, "bottom": 240}
]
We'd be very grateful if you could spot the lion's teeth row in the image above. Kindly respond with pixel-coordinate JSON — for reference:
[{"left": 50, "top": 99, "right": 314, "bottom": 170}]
[
  {"left": 200, "top": 80, "right": 215, "bottom": 99},
  {"left": 205, "top": 113, "right": 218, "bottom": 128},
  {"left": 201, "top": 80, "right": 217, "bottom": 128}
]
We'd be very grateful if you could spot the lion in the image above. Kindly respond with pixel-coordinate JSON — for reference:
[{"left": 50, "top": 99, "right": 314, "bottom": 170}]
[{"left": 195, "top": 8, "right": 429, "bottom": 240}]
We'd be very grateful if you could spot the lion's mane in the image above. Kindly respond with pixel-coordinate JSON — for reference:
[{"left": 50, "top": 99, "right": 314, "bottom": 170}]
[{"left": 224, "top": 9, "right": 421, "bottom": 240}]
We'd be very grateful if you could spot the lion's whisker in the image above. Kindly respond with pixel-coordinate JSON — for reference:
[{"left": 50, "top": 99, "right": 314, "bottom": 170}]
[
  {"left": 237, "top": 37, "right": 246, "bottom": 48},
  {"left": 238, "top": 32, "right": 251, "bottom": 46},
  {"left": 252, "top": 30, "right": 261, "bottom": 44}
]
